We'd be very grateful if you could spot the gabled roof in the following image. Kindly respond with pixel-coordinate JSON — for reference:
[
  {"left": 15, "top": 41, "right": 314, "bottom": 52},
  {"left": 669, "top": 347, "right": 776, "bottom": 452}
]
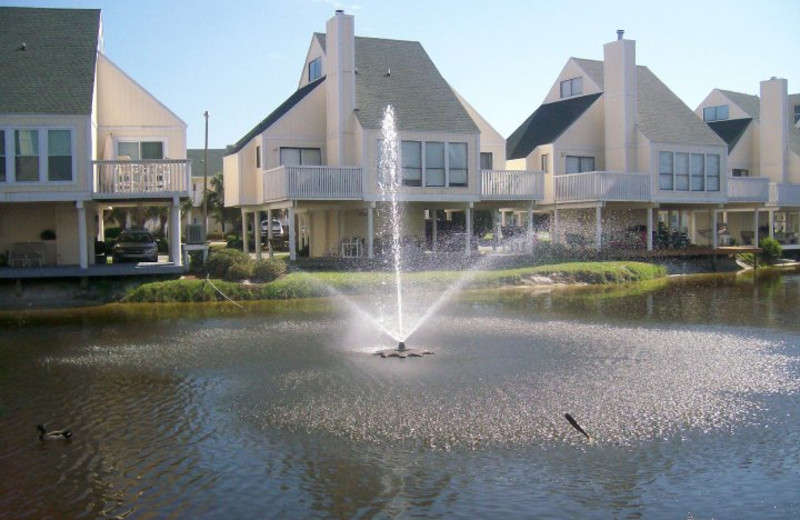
[
  {"left": 352, "top": 36, "right": 478, "bottom": 133},
  {"left": 717, "top": 89, "right": 761, "bottom": 119},
  {"left": 707, "top": 119, "right": 752, "bottom": 152},
  {"left": 187, "top": 148, "right": 226, "bottom": 177},
  {"left": 506, "top": 94, "right": 601, "bottom": 160},
  {"left": 0, "top": 7, "right": 100, "bottom": 114},
  {"left": 226, "top": 77, "right": 325, "bottom": 155}
]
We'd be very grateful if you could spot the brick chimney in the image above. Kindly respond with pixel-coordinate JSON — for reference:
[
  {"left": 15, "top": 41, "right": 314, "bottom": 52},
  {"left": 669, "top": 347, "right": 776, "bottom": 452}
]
[
  {"left": 603, "top": 30, "right": 637, "bottom": 172},
  {"left": 325, "top": 10, "right": 356, "bottom": 166},
  {"left": 759, "top": 77, "right": 788, "bottom": 182}
]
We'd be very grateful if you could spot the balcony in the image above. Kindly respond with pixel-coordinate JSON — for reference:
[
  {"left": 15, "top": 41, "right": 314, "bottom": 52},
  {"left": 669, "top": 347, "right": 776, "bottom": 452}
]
[
  {"left": 726, "top": 176, "right": 769, "bottom": 203},
  {"left": 770, "top": 183, "right": 800, "bottom": 207},
  {"left": 263, "top": 165, "right": 363, "bottom": 202},
  {"left": 555, "top": 171, "right": 650, "bottom": 203},
  {"left": 93, "top": 160, "right": 191, "bottom": 199},
  {"left": 481, "top": 170, "right": 545, "bottom": 201}
]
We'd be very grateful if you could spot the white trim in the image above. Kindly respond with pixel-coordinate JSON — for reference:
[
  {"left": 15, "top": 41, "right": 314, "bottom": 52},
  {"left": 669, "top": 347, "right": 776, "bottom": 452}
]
[
  {"left": 113, "top": 136, "right": 170, "bottom": 160},
  {"left": 0, "top": 125, "right": 78, "bottom": 185}
]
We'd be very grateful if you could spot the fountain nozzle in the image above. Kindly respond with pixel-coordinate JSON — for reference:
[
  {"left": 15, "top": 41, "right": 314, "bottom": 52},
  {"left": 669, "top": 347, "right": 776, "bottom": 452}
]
[{"left": 398, "top": 341, "right": 406, "bottom": 351}]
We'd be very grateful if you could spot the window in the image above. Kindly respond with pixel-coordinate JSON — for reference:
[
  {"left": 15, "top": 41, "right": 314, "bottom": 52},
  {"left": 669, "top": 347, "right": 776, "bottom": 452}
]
[
  {"left": 15, "top": 129, "right": 39, "bottom": 181},
  {"left": 659, "top": 151, "right": 673, "bottom": 190},
  {"left": 48, "top": 130, "right": 72, "bottom": 181},
  {"left": 732, "top": 168, "right": 749, "bottom": 177},
  {"left": 480, "top": 152, "right": 493, "bottom": 170},
  {"left": 425, "top": 142, "right": 445, "bottom": 187},
  {"left": 448, "top": 142, "right": 468, "bottom": 187},
  {"left": 117, "top": 141, "right": 164, "bottom": 160},
  {"left": 308, "top": 57, "right": 322, "bottom": 82},
  {"left": 659, "top": 151, "right": 721, "bottom": 192},
  {"left": 703, "top": 105, "right": 729, "bottom": 122},
  {"left": 560, "top": 77, "right": 583, "bottom": 98},
  {"left": 0, "top": 130, "right": 5, "bottom": 182},
  {"left": 541, "top": 153, "right": 549, "bottom": 172},
  {"left": 565, "top": 155, "right": 594, "bottom": 173},
  {"left": 279, "top": 147, "right": 322, "bottom": 166},
  {"left": 794, "top": 105, "right": 800, "bottom": 125},
  {"left": 401, "top": 141, "right": 422, "bottom": 186},
  {"left": 256, "top": 145, "right": 261, "bottom": 169}
]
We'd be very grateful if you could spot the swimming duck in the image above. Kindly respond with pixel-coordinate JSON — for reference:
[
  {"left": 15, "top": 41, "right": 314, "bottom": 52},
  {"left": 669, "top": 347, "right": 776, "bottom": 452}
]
[{"left": 37, "top": 424, "right": 72, "bottom": 440}]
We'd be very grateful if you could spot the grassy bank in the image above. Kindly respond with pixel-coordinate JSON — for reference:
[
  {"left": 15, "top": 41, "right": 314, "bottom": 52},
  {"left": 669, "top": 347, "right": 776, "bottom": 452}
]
[{"left": 123, "top": 261, "right": 667, "bottom": 303}]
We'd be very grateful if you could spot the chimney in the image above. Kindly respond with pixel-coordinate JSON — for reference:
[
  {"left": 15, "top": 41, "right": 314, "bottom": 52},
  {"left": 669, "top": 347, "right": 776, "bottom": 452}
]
[
  {"left": 603, "top": 30, "right": 637, "bottom": 172},
  {"left": 326, "top": 10, "right": 356, "bottom": 166},
  {"left": 759, "top": 77, "right": 788, "bottom": 182}
]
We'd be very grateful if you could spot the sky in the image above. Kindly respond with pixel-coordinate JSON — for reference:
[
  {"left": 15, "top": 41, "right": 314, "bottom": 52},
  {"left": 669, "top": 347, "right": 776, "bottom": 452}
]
[{"left": 4, "top": 0, "right": 799, "bottom": 150}]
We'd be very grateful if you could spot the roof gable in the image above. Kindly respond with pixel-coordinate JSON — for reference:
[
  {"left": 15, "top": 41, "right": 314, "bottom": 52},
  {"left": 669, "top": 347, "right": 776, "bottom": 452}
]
[
  {"left": 707, "top": 119, "right": 752, "bottom": 152},
  {"left": 227, "top": 77, "right": 325, "bottom": 155},
  {"left": 353, "top": 36, "right": 478, "bottom": 133},
  {"left": 717, "top": 89, "right": 761, "bottom": 119},
  {"left": 506, "top": 93, "right": 602, "bottom": 160},
  {"left": 0, "top": 7, "right": 100, "bottom": 114}
]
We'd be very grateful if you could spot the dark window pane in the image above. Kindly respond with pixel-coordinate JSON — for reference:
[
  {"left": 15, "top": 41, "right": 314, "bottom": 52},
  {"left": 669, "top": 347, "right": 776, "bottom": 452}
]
[
  {"left": 16, "top": 156, "right": 39, "bottom": 181},
  {"left": 48, "top": 156, "right": 72, "bottom": 181},
  {"left": 141, "top": 142, "right": 163, "bottom": 160}
]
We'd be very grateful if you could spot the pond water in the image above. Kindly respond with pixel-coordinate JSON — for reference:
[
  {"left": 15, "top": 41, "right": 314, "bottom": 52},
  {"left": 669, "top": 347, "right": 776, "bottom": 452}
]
[{"left": 1, "top": 268, "right": 798, "bottom": 518}]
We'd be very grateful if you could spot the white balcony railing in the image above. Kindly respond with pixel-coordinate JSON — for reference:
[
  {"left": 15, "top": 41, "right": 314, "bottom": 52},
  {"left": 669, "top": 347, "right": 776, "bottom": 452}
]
[
  {"left": 481, "top": 169, "right": 545, "bottom": 200},
  {"left": 770, "top": 183, "right": 800, "bottom": 207},
  {"left": 94, "top": 160, "right": 191, "bottom": 196},
  {"left": 554, "top": 171, "right": 650, "bottom": 202},
  {"left": 726, "top": 176, "right": 770, "bottom": 202},
  {"left": 263, "top": 165, "right": 363, "bottom": 202}
]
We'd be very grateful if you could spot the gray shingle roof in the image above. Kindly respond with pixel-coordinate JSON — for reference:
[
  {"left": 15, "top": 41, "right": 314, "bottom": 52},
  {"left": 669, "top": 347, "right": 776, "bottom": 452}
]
[
  {"left": 0, "top": 7, "right": 100, "bottom": 114},
  {"left": 707, "top": 119, "right": 752, "bottom": 152},
  {"left": 718, "top": 89, "right": 761, "bottom": 120},
  {"left": 187, "top": 149, "right": 225, "bottom": 177},
  {"left": 352, "top": 36, "right": 478, "bottom": 133},
  {"left": 506, "top": 93, "right": 602, "bottom": 160}
]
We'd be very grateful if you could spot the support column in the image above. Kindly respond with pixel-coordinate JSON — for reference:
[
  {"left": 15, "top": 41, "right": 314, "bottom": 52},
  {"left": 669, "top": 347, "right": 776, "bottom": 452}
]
[
  {"left": 595, "top": 206, "right": 602, "bottom": 251},
  {"left": 552, "top": 208, "right": 559, "bottom": 246},
  {"left": 96, "top": 207, "right": 105, "bottom": 241},
  {"left": 689, "top": 210, "right": 697, "bottom": 245},
  {"left": 288, "top": 206, "right": 296, "bottom": 261},
  {"left": 76, "top": 201, "right": 88, "bottom": 269},
  {"left": 254, "top": 212, "right": 262, "bottom": 261},
  {"left": 432, "top": 209, "right": 438, "bottom": 252},
  {"left": 241, "top": 209, "right": 249, "bottom": 254},
  {"left": 768, "top": 209, "right": 775, "bottom": 239},
  {"left": 465, "top": 203, "right": 473, "bottom": 257},
  {"left": 267, "top": 209, "right": 274, "bottom": 259},
  {"left": 367, "top": 203, "right": 374, "bottom": 259},
  {"left": 169, "top": 197, "right": 182, "bottom": 267},
  {"left": 527, "top": 202, "right": 534, "bottom": 254},
  {"left": 711, "top": 209, "right": 718, "bottom": 249},
  {"left": 492, "top": 210, "right": 500, "bottom": 251},
  {"left": 647, "top": 207, "right": 654, "bottom": 251},
  {"left": 754, "top": 209, "right": 760, "bottom": 245}
]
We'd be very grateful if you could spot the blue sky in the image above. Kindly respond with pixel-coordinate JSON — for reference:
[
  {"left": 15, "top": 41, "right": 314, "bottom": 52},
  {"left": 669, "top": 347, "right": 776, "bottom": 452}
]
[{"left": 5, "top": 0, "right": 799, "bottom": 150}]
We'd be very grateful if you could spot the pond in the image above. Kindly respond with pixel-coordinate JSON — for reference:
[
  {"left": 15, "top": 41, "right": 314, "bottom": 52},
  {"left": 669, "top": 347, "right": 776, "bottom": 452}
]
[{"left": 1, "top": 268, "right": 798, "bottom": 518}]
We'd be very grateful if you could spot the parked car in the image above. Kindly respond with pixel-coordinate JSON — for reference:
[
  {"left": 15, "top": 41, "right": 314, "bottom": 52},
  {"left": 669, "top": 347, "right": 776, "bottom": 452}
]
[
  {"left": 112, "top": 229, "right": 158, "bottom": 263},
  {"left": 261, "top": 220, "right": 284, "bottom": 237}
]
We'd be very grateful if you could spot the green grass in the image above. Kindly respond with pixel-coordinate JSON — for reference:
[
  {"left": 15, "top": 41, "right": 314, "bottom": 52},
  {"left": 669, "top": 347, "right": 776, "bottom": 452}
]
[{"left": 123, "top": 261, "right": 667, "bottom": 303}]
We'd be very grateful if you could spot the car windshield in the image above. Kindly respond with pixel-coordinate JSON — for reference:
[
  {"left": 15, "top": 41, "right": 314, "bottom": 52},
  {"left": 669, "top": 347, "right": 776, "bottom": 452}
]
[{"left": 119, "top": 232, "right": 153, "bottom": 243}]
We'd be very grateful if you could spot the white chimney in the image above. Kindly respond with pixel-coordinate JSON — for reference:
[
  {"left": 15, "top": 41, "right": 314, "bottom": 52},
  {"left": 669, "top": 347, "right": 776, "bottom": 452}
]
[
  {"left": 759, "top": 77, "right": 788, "bottom": 182},
  {"left": 326, "top": 10, "right": 356, "bottom": 166},
  {"left": 603, "top": 31, "right": 637, "bottom": 172}
]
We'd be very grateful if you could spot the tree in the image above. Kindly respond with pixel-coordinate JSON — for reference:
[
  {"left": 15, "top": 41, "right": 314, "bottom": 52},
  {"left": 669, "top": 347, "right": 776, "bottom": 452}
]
[{"left": 207, "top": 171, "right": 240, "bottom": 233}]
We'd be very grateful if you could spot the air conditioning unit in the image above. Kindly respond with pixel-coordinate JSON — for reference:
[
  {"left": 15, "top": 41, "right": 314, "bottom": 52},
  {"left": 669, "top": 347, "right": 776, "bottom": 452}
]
[{"left": 187, "top": 224, "right": 205, "bottom": 244}]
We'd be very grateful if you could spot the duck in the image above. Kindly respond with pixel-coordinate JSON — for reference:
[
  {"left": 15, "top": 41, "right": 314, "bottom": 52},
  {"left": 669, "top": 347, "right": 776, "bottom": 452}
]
[{"left": 37, "top": 424, "right": 72, "bottom": 440}]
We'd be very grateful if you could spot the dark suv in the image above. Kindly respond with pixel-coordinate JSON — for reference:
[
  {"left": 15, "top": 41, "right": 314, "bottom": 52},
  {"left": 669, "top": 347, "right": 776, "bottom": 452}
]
[{"left": 112, "top": 229, "right": 158, "bottom": 263}]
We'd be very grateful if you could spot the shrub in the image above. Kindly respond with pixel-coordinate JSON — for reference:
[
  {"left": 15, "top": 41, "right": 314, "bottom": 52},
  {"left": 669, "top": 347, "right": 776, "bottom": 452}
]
[
  {"left": 759, "top": 237, "right": 782, "bottom": 265},
  {"left": 207, "top": 231, "right": 225, "bottom": 241},
  {"left": 224, "top": 260, "right": 253, "bottom": 281},
  {"left": 206, "top": 248, "right": 251, "bottom": 279},
  {"left": 253, "top": 258, "right": 287, "bottom": 282}
]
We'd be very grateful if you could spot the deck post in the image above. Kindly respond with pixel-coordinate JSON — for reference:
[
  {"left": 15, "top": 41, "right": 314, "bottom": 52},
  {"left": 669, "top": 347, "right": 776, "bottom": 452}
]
[
  {"left": 241, "top": 209, "right": 249, "bottom": 255},
  {"left": 169, "top": 197, "right": 182, "bottom": 267},
  {"left": 647, "top": 207, "right": 654, "bottom": 251},
  {"left": 267, "top": 209, "right": 274, "bottom": 259},
  {"left": 754, "top": 209, "right": 760, "bottom": 245},
  {"left": 595, "top": 206, "right": 602, "bottom": 251},
  {"left": 76, "top": 201, "right": 88, "bottom": 269},
  {"left": 553, "top": 208, "right": 560, "bottom": 246},
  {"left": 527, "top": 202, "right": 534, "bottom": 254},
  {"left": 288, "top": 206, "right": 297, "bottom": 261},
  {"left": 254, "top": 212, "right": 262, "bottom": 261},
  {"left": 711, "top": 209, "right": 718, "bottom": 249},
  {"left": 465, "top": 203, "right": 473, "bottom": 257},
  {"left": 431, "top": 209, "right": 438, "bottom": 252}
]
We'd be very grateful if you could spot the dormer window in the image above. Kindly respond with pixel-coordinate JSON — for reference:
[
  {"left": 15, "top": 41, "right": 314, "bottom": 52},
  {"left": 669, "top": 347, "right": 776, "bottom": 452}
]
[
  {"left": 560, "top": 77, "right": 583, "bottom": 98},
  {"left": 703, "top": 105, "right": 729, "bottom": 122},
  {"left": 308, "top": 57, "right": 322, "bottom": 82}
]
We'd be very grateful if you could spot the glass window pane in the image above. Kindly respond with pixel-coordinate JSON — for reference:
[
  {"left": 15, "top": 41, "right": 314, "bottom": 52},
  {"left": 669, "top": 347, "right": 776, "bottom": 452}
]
[
  {"left": 703, "top": 107, "right": 715, "bottom": 122},
  {"left": 16, "top": 157, "right": 39, "bottom": 181},
  {"left": 301, "top": 148, "right": 322, "bottom": 165},
  {"left": 565, "top": 156, "right": 580, "bottom": 173},
  {"left": 572, "top": 77, "right": 582, "bottom": 96},
  {"left": 541, "top": 154, "right": 548, "bottom": 172},
  {"left": 580, "top": 157, "right": 594, "bottom": 172},
  {"left": 675, "top": 153, "right": 689, "bottom": 190},
  {"left": 48, "top": 130, "right": 71, "bottom": 155},
  {"left": 15, "top": 130, "right": 39, "bottom": 181},
  {"left": 117, "top": 142, "right": 139, "bottom": 160},
  {"left": 449, "top": 168, "right": 467, "bottom": 187},
  {"left": 448, "top": 143, "right": 467, "bottom": 168},
  {"left": 426, "top": 142, "right": 444, "bottom": 168},
  {"left": 0, "top": 130, "right": 5, "bottom": 182},
  {"left": 659, "top": 151, "right": 673, "bottom": 174},
  {"left": 141, "top": 141, "right": 163, "bottom": 160},
  {"left": 280, "top": 148, "right": 301, "bottom": 166},
  {"left": 659, "top": 173, "right": 674, "bottom": 190},
  {"left": 718, "top": 105, "right": 729, "bottom": 120},
  {"left": 690, "top": 153, "right": 704, "bottom": 191},
  {"left": 426, "top": 169, "right": 445, "bottom": 187},
  {"left": 401, "top": 141, "right": 421, "bottom": 186},
  {"left": 48, "top": 156, "right": 72, "bottom": 181},
  {"left": 480, "top": 152, "right": 493, "bottom": 170},
  {"left": 15, "top": 130, "right": 38, "bottom": 156},
  {"left": 707, "top": 154, "right": 720, "bottom": 191},
  {"left": 560, "top": 80, "right": 570, "bottom": 98}
]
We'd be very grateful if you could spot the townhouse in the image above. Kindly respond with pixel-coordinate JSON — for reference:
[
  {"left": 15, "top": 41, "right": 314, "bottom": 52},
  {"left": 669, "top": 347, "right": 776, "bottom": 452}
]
[{"left": 0, "top": 7, "right": 191, "bottom": 269}]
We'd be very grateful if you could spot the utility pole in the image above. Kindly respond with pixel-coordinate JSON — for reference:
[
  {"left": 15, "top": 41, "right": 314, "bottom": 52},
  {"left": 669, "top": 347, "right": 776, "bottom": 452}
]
[{"left": 202, "top": 110, "right": 209, "bottom": 240}]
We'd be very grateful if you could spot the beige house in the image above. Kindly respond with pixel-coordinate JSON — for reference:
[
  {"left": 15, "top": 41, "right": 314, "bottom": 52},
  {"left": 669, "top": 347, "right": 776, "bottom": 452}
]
[
  {"left": 224, "top": 11, "right": 543, "bottom": 260},
  {"left": 696, "top": 80, "right": 800, "bottom": 248},
  {"left": 507, "top": 31, "right": 733, "bottom": 250},
  {"left": 0, "top": 7, "right": 190, "bottom": 269}
]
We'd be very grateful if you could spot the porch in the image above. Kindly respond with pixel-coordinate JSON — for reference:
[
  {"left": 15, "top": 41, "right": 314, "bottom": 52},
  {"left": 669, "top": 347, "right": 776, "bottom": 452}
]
[{"left": 93, "top": 159, "right": 192, "bottom": 199}]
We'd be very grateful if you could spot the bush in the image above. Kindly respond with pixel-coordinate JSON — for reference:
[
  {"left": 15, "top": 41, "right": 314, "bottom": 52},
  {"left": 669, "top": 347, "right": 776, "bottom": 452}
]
[
  {"left": 207, "top": 231, "right": 225, "bottom": 241},
  {"left": 206, "top": 248, "right": 251, "bottom": 279},
  {"left": 253, "top": 258, "right": 287, "bottom": 282},
  {"left": 224, "top": 261, "right": 253, "bottom": 281},
  {"left": 759, "top": 237, "right": 782, "bottom": 265}
]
